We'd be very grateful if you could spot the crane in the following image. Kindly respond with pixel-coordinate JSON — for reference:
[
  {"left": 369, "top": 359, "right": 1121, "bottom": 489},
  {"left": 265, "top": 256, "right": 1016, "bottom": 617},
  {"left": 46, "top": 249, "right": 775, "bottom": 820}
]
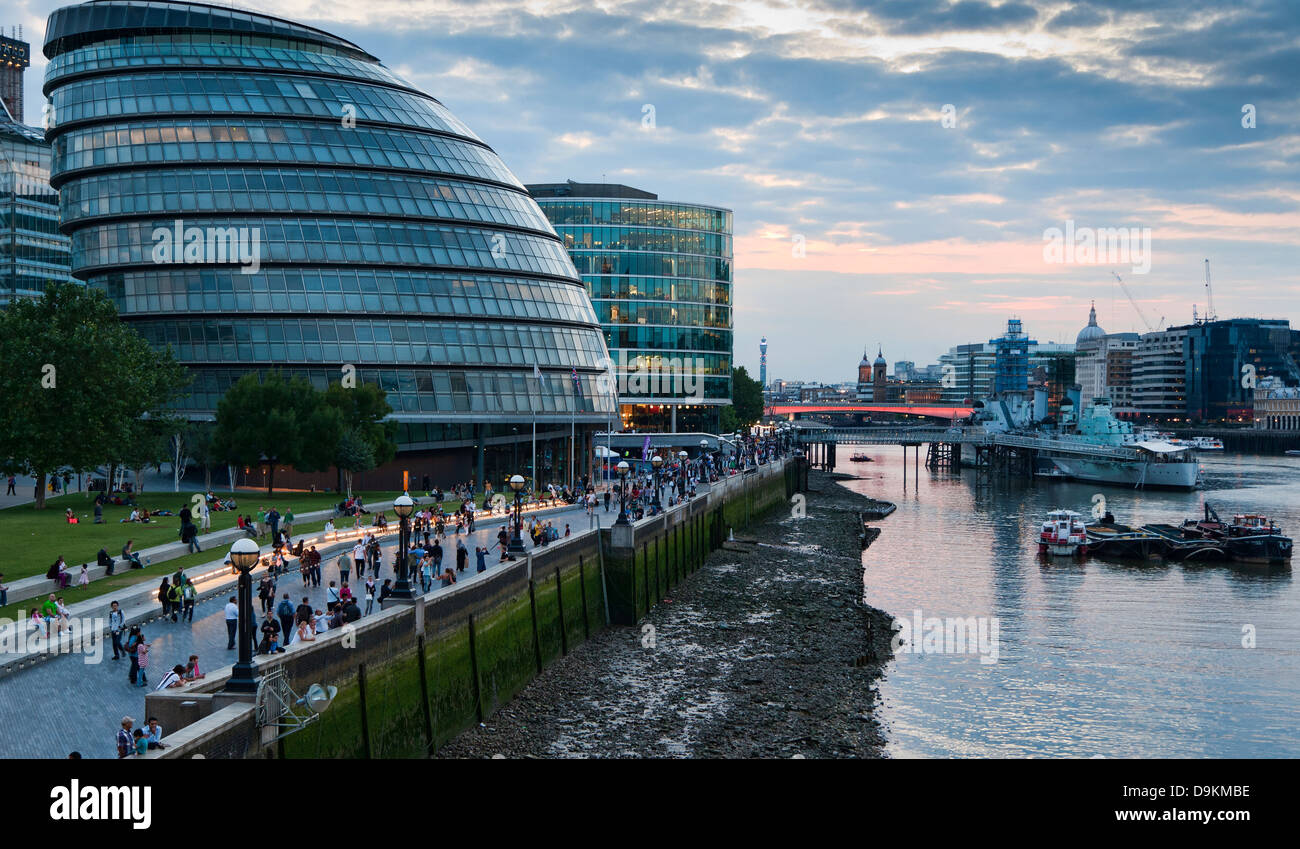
[
  {"left": 1203, "top": 259, "right": 1218, "bottom": 322},
  {"left": 1112, "top": 271, "right": 1163, "bottom": 331}
]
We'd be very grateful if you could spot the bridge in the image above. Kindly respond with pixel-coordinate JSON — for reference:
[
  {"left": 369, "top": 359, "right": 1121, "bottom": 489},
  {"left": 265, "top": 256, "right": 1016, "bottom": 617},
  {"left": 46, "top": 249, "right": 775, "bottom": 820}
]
[
  {"left": 767, "top": 404, "right": 974, "bottom": 421},
  {"left": 802, "top": 427, "right": 1147, "bottom": 460}
]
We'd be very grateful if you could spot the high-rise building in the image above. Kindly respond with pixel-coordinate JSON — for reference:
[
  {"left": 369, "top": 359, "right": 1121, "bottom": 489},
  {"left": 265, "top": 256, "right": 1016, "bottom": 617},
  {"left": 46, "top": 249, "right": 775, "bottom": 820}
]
[
  {"left": 45, "top": 0, "right": 615, "bottom": 488},
  {"left": 0, "top": 30, "right": 29, "bottom": 123},
  {"left": 528, "top": 180, "right": 733, "bottom": 432},
  {"left": 1132, "top": 326, "right": 1189, "bottom": 420},
  {"left": 992, "top": 318, "right": 1034, "bottom": 394},
  {"left": 1184, "top": 318, "right": 1300, "bottom": 422},
  {"left": 759, "top": 336, "right": 767, "bottom": 390},
  {"left": 939, "top": 322, "right": 1072, "bottom": 404},
  {"left": 1, "top": 32, "right": 72, "bottom": 307}
]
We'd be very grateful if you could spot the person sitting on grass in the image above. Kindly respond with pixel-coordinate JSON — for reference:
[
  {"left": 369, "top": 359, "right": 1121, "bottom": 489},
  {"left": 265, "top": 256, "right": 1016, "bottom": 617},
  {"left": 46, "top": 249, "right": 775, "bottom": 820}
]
[{"left": 65, "top": 508, "right": 78, "bottom": 524}]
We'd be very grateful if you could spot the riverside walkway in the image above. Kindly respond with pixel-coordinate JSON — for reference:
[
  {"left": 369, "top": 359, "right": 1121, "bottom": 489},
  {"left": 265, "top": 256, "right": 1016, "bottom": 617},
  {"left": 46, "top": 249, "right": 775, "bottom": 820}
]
[{"left": 0, "top": 500, "right": 602, "bottom": 758}]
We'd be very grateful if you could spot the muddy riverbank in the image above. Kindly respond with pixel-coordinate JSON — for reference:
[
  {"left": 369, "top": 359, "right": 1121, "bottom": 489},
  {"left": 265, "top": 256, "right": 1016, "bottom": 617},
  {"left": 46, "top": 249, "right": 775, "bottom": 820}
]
[{"left": 439, "top": 470, "right": 895, "bottom": 758}]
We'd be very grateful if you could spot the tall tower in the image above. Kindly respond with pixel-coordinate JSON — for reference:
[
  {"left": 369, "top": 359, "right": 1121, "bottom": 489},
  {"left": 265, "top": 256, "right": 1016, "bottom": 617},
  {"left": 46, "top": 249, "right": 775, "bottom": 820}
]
[
  {"left": 873, "top": 346, "right": 887, "bottom": 398},
  {"left": 759, "top": 336, "right": 767, "bottom": 389},
  {"left": 0, "top": 28, "right": 29, "bottom": 122}
]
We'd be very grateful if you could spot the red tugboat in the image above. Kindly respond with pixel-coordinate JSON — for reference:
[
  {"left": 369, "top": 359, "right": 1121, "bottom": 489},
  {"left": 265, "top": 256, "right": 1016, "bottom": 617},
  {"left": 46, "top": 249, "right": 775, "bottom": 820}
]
[{"left": 1039, "top": 510, "right": 1089, "bottom": 557}]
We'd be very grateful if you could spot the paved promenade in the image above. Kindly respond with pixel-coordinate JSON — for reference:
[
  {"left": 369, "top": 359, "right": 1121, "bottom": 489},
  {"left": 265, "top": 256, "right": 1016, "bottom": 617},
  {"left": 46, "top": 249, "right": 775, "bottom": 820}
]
[{"left": 0, "top": 502, "right": 600, "bottom": 758}]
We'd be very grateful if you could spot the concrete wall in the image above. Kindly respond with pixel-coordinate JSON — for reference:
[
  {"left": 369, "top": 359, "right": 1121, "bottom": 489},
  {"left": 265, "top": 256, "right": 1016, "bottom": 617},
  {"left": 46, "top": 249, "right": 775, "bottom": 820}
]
[{"left": 145, "top": 458, "right": 802, "bottom": 758}]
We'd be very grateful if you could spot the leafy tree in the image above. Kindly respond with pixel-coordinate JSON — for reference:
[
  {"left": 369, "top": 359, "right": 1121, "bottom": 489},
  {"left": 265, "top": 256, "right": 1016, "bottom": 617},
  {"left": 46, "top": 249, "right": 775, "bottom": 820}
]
[
  {"left": 186, "top": 421, "right": 220, "bottom": 492},
  {"left": 718, "top": 366, "right": 764, "bottom": 432},
  {"left": 323, "top": 381, "right": 397, "bottom": 466},
  {"left": 335, "top": 427, "right": 377, "bottom": 497},
  {"left": 212, "top": 371, "right": 342, "bottom": 494},
  {"left": 0, "top": 283, "right": 189, "bottom": 508}
]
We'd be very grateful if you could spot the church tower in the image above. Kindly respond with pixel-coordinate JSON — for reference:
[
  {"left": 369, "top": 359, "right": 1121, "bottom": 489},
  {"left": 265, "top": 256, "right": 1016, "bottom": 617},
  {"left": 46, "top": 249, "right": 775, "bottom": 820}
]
[{"left": 873, "top": 346, "right": 887, "bottom": 398}]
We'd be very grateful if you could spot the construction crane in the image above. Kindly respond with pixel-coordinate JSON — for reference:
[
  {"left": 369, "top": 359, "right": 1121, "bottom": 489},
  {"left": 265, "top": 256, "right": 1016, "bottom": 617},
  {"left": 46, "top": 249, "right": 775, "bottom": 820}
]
[
  {"left": 1203, "top": 259, "right": 1218, "bottom": 322},
  {"left": 1112, "top": 271, "right": 1163, "bottom": 331}
]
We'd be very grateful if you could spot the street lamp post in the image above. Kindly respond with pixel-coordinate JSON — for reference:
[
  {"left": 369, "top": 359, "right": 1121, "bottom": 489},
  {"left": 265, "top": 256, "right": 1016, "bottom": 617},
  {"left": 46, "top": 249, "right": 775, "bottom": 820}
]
[
  {"left": 699, "top": 439, "right": 709, "bottom": 481},
  {"left": 508, "top": 474, "right": 528, "bottom": 556},
  {"left": 614, "top": 460, "right": 631, "bottom": 525},
  {"left": 650, "top": 454, "right": 663, "bottom": 510},
  {"left": 225, "top": 537, "right": 262, "bottom": 694},
  {"left": 390, "top": 494, "right": 416, "bottom": 600}
]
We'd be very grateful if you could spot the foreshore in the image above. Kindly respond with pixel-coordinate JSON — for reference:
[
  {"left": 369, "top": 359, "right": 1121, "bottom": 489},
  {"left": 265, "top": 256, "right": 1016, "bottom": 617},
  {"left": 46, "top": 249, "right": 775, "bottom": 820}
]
[{"left": 439, "top": 469, "right": 895, "bottom": 758}]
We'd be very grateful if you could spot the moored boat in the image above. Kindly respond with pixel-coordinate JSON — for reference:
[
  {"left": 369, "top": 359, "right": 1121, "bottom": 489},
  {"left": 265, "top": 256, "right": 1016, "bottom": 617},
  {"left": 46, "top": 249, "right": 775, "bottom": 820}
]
[
  {"left": 1039, "top": 510, "right": 1089, "bottom": 557},
  {"left": 1180, "top": 505, "right": 1292, "bottom": 566},
  {"left": 849, "top": 453, "right": 873, "bottom": 462},
  {"left": 1085, "top": 521, "right": 1169, "bottom": 560}
]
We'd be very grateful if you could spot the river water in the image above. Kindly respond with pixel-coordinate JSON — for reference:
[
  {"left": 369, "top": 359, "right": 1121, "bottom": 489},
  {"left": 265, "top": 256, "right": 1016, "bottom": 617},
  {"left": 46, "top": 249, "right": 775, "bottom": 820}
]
[{"left": 837, "top": 448, "right": 1300, "bottom": 758}]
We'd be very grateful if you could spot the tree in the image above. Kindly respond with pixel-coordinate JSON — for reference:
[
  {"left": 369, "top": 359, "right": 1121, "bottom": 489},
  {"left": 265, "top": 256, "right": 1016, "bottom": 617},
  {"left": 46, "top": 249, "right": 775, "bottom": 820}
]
[
  {"left": 186, "top": 421, "right": 220, "bottom": 492},
  {"left": 0, "top": 283, "right": 190, "bottom": 508},
  {"left": 323, "top": 382, "right": 397, "bottom": 463},
  {"left": 212, "top": 371, "right": 342, "bottom": 494},
  {"left": 335, "top": 427, "right": 377, "bottom": 497},
  {"left": 719, "top": 366, "right": 764, "bottom": 432}
]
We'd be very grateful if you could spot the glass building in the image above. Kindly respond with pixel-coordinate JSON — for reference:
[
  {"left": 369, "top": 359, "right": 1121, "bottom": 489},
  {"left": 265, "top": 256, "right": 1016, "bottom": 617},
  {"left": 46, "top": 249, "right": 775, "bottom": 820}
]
[
  {"left": 1, "top": 34, "right": 72, "bottom": 307},
  {"left": 43, "top": 1, "right": 615, "bottom": 488},
  {"left": 528, "top": 180, "right": 732, "bottom": 433}
]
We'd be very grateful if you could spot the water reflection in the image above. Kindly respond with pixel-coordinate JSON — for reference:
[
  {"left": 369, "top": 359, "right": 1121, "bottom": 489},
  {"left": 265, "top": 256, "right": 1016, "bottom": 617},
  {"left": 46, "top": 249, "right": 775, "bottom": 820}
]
[{"left": 841, "top": 447, "right": 1300, "bottom": 758}]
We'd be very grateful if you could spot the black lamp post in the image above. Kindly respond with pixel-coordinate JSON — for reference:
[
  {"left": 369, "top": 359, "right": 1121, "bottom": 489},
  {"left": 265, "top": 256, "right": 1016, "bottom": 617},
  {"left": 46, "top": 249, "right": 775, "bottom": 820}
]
[
  {"left": 390, "top": 493, "right": 416, "bottom": 600},
  {"left": 614, "top": 460, "right": 631, "bottom": 525},
  {"left": 650, "top": 454, "right": 663, "bottom": 510},
  {"left": 225, "top": 537, "right": 261, "bottom": 694},
  {"left": 508, "top": 474, "right": 528, "bottom": 556}
]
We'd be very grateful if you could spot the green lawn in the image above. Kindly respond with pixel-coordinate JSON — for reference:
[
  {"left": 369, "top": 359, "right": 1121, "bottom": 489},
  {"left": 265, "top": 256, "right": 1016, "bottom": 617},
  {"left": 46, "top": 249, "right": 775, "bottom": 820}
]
[
  {"left": 0, "top": 490, "right": 477, "bottom": 619},
  {"left": 0, "top": 490, "right": 397, "bottom": 586}
]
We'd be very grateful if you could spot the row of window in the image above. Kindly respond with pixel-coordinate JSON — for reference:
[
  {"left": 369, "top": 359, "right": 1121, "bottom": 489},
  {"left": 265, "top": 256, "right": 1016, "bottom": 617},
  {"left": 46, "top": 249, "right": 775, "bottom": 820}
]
[
  {"left": 606, "top": 326, "right": 732, "bottom": 354},
  {"left": 54, "top": 119, "right": 519, "bottom": 186},
  {"left": 613, "top": 351, "right": 732, "bottom": 376},
  {"left": 71, "top": 217, "right": 575, "bottom": 277},
  {"left": 583, "top": 275, "right": 731, "bottom": 306},
  {"left": 0, "top": 239, "right": 73, "bottom": 267},
  {"left": 536, "top": 200, "right": 730, "bottom": 234},
  {"left": 47, "top": 41, "right": 409, "bottom": 91},
  {"left": 0, "top": 209, "right": 68, "bottom": 238},
  {"left": 46, "top": 4, "right": 368, "bottom": 60},
  {"left": 61, "top": 167, "right": 550, "bottom": 231},
  {"left": 556, "top": 226, "right": 732, "bottom": 258},
  {"left": 90, "top": 268, "right": 598, "bottom": 325},
  {"left": 596, "top": 301, "right": 731, "bottom": 330},
  {"left": 570, "top": 251, "right": 731, "bottom": 283},
  {"left": 51, "top": 71, "right": 478, "bottom": 141},
  {"left": 131, "top": 317, "right": 610, "bottom": 369},
  {"left": 174, "top": 365, "right": 617, "bottom": 416}
]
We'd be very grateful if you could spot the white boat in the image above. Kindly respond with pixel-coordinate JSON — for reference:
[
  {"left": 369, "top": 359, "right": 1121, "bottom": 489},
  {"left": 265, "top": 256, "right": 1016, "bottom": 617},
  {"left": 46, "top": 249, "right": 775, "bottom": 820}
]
[
  {"left": 1044, "top": 399, "right": 1200, "bottom": 490},
  {"left": 1038, "top": 510, "right": 1089, "bottom": 556},
  {"left": 1188, "top": 436, "right": 1224, "bottom": 450}
]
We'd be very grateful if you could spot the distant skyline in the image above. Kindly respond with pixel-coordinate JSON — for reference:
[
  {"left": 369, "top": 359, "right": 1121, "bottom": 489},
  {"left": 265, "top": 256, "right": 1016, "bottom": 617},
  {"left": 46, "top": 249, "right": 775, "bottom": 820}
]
[{"left": 14, "top": 0, "right": 1300, "bottom": 382}]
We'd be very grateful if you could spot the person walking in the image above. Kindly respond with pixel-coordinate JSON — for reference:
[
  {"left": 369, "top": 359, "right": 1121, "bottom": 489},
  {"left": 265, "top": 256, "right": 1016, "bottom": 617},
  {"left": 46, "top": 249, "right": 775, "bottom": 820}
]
[
  {"left": 476, "top": 545, "right": 487, "bottom": 573},
  {"left": 181, "top": 578, "right": 196, "bottom": 623},
  {"left": 364, "top": 577, "right": 376, "bottom": 615},
  {"left": 339, "top": 550, "right": 352, "bottom": 586},
  {"left": 224, "top": 596, "right": 238, "bottom": 650},
  {"left": 157, "top": 578, "right": 172, "bottom": 620},
  {"left": 181, "top": 519, "right": 200, "bottom": 553},
  {"left": 456, "top": 539, "right": 469, "bottom": 572},
  {"left": 5, "top": 475, "right": 14, "bottom": 496},
  {"left": 108, "top": 601, "right": 124, "bottom": 660},
  {"left": 276, "top": 593, "right": 295, "bottom": 644},
  {"left": 124, "top": 626, "right": 142, "bottom": 684},
  {"left": 351, "top": 541, "right": 364, "bottom": 581},
  {"left": 199, "top": 498, "right": 210, "bottom": 532},
  {"left": 134, "top": 632, "right": 150, "bottom": 688},
  {"left": 167, "top": 580, "right": 182, "bottom": 623},
  {"left": 283, "top": 508, "right": 294, "bottom": 537}
]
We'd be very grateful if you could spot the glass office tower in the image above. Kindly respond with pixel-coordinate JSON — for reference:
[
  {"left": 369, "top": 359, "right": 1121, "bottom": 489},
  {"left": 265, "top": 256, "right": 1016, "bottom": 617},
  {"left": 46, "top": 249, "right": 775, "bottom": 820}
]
[
  {"left": 528, "top": 181, "right": 732, "bottom": 433},
  {"left": 43, "top": 1, "right": 615, "bottom": 487}
]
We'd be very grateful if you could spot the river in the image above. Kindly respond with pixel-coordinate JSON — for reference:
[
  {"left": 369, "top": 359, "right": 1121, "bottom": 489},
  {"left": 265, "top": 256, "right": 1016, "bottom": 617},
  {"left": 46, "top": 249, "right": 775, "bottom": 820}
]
[{"left": 837, "top": 447, "right": 1300, "bottom": 758}]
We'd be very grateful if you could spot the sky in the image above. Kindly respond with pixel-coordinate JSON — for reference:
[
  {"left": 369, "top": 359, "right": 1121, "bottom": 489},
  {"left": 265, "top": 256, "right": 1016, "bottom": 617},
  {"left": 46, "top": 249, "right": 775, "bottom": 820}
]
[{"left": 12, "top": 0, "right": 1300, "bottom": 382}]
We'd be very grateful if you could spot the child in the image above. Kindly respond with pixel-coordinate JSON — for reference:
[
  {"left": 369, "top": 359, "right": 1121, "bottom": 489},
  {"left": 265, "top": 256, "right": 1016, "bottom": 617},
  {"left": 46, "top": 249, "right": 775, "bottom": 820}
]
[
  {"left": 77, "top": 564, "right": 89, "bottom": 588},
  {"left": 133, "top": 728, "right": 148, "bottom": 756},
  {"left": 135, "top": 635, "right": 150, "bottom": 687},
  {"left": 183, "top": 654, "right": 204, "bottom": 680}
]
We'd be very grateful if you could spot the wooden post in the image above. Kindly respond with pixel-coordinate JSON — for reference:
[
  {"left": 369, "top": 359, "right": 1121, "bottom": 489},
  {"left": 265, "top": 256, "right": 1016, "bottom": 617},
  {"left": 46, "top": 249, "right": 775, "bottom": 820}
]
[
  {"left": 467, "top": 614, "right": 484, "bottom": 722},
  {"left": 416, "top": 635, "right": 434, "bottom": 756},
  {"left": 554, "top": 566, "right": 567, "bottom": 656},
  {"left": 578, "top": 555, "right": 590, "bottom": 639},
  {"left": 357, "top": 662, "right": 372, "bottom": 759},
  {"left": 528, "top": 579, "right": 542, "bottom": 672},
  {"left": 642, "top": 541, "right": 651, "bottom": 613},
  {"left": 654, "top": 535, "right": 661, "bottom": 603}
]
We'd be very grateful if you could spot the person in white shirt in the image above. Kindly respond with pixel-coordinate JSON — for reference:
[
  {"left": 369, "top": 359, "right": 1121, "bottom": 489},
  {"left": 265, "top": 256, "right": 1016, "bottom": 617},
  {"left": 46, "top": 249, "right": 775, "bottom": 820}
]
[
  {"left": 324, "top": 518, "right": 334, "bottom": 539},
  {"left": 199, "top": 500, "right": 210, "bottom": 532},
  {"left": 224, "top": 597, "right": 239, "bottom": 650},
  {"left": 313, "top": 609, "right": 328, "bottom": 634},
  {"left": 155, "top": 665, "right": 185, "bottom": 690}
]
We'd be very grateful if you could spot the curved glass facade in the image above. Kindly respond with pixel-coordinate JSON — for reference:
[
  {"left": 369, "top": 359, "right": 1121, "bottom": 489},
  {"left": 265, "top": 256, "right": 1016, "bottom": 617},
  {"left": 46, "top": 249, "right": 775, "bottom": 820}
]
[
  {"left": 529, "top": 185, "right": 733, "bottom": 431},
  {"left": 44, "top": 1, "right": 615, "bottom": 448}
]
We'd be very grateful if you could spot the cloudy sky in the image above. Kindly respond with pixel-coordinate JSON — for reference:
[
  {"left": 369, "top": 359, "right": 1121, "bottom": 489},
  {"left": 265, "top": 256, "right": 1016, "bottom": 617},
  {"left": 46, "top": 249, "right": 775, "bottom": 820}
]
[{"left": 15, "top": 0, "right": 1300, "bottom": 381}]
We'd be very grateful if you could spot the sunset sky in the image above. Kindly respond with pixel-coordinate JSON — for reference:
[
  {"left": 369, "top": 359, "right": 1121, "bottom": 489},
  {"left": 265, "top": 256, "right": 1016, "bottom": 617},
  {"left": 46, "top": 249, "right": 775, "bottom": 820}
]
[{"left": 15, "top": 0, "right": 1300, "bottom": 380}]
